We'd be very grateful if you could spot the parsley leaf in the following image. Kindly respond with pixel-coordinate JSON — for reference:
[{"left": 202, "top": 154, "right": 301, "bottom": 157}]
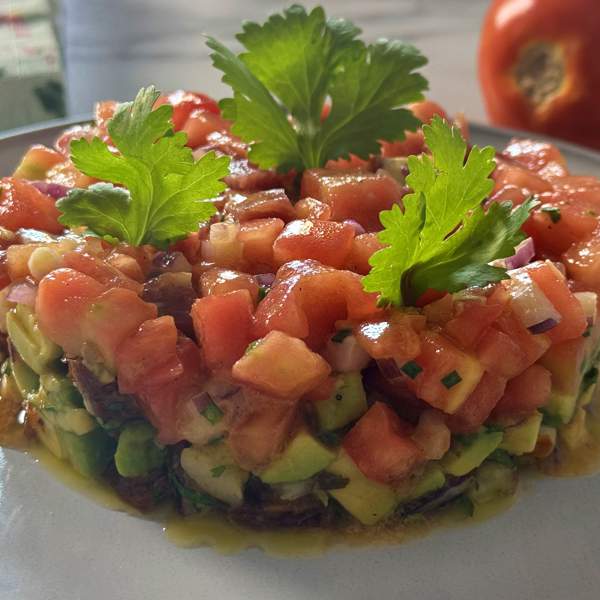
[
  {"left": 207, "top": 4, "right": 427, "bottom": 171},
  {"left": 363, "top": 116, "right": 537, "bottom": 306},
  {"left": 57, "top": 86, "right": 230, "bottom": 247}
]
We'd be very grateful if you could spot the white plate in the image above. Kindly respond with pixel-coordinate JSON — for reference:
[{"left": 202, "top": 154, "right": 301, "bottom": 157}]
[{"left": 1, "top": 122, "right": 600, "bottom": 600}]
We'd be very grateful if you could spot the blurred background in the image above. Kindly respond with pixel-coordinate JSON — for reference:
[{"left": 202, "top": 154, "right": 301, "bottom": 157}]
[{"left": 0, "top": 0, "right": 489, "bottom": 131}]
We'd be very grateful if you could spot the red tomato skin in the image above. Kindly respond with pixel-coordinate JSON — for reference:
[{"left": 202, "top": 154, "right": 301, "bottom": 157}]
[
  {"left": 155, "top": 90, "right": 220, "bottom": 130},
  {"left": 273, "top": 219, "right": 356, "bottom": 269},
  {"left": 36, "top": 268, "right": 108, "bottom": 355},
  {"left": 343, "top": 402, "right": 422, "bottom": 484},
  {"left": 446, "top": 372, "right": 507, "bottom": 434},
  {"left": 191, "top": 289, "right": 254, "bottom": 370},
  {"left": 295, "top": 197, "right": 332, "bottom": 221},
  {"left": 525, "top": 261, "right": 587, "bottom": 343},
  {"left": 355, "top": 315, "right": 423, "bottom": 362},
  {"left": 0, "top": 177, "right": 62, "bottom": 234},
  {"left": 224, "top": 189, "right": 296, "bottom": 223},
  {"left": 200, "top": 267, "right": 260, "bottom": 305},
  {"left": 181, "top": 110, "right": 230, "bottom": 148},
  {"left": 501, "top": 139, "right": 568, "bottom": 179},
  {"left": 490, "top": 364, "right": 552, "bottom": 423},
  {"left": 564, "top": 232, "right": 600, "bottom": 294},
  {"left": 300, "top": 169, "right": 402, "bottom": 232},
  {"left": 479, "top": 0, "right": 600, "bottom": 150}
]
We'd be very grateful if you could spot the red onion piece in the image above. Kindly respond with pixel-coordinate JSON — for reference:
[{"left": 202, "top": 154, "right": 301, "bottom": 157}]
[
  {"left": 343, "top": 219, "right": 366, "bottom": 236},
  {"left": 255, "top": 273, "right": 275, "bottom": 288},
  {"left": 7, "top": 280, "right": 38, "bottom": 307},
  {"left": 377, "top": 358, "right": 403, "bottom": 381},
  {"left": 31, "top": 181, "right": 72, "bottom": 200},
  {"left": 323, "top": 334, "right": 371, "bottom": 373},
  {"left": 505, "top": 237, "right": 535, "bottom": 270},
  {"left": 528, "top": 318, "right": 559, "bottom": 334}
]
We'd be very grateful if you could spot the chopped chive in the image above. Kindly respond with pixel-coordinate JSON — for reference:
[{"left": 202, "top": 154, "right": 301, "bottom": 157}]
[
  {"left": 245, "top": 339, "right": 261, "bottom": 355},
  {"left": 441, "top": 370, "right": 462, "bottom": 389},
  {"left": 401, "top": 360, "right": 423, "bottom": 379},
  {"left": 201, "top": 401, "right": 224, "bottom": 425},
  {"left": 331, "top": 328, "right": 352, "bottom": 343},
  {"left": 541, "top": 205, "right": 561, "bottom": 223},
  {"left": 257, "top": 286, "right": 268, "bottom": 302},
  {"left": 210, "top": 465, "right": 226, "bottom": 478}
]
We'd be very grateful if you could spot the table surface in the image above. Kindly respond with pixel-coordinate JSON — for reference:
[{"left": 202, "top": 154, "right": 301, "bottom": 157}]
[{"left": 62, "top": 0, "right": 490, "bottom": 123}]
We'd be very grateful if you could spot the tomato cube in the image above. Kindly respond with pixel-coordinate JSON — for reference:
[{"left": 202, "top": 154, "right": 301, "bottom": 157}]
[
  {"left": 191, "top": 289, "right": 254, "bottom": 370},
  {"left": 181, "top": 109, "right": 229, "bottom": 148},
  {"left": 199, "top": 267, "right": 259, "bottom": 305},
  {"left": 476, "top": 327, "right": 528, "bottom": 379},
  {"left": 355, "top": 314, "right": 424, "bottom": 362},
  {"left": 238, "top": 218, "right": 285, "bottom": 272},
  {"left": 343, "top": 402, "right": 422, "bottom": 483},
  {"left": 13, "top": 145, "right": 64, "bottom": 180},
  {"left": 294, "top": 197, "right": 332, "bottom": 221},
  {"left": 494, "top": 310, "right": 551, "bottom": 366},
  {"left": 224, "top": 188, "right": 296, "bottom": 223},
  {"left": 564, "top": 232, "right": 600, "bottom": 294},
  {"left": 273, "top": 219, "right": 355, "bottom": 269},
  {"left": 300, "top": 169, "right": 402, "bottom": 231},
  {"left": 345, "top": 232, "right": 384, "bottom": 275},
  {"left": 444, "top": 298, "right": 505, "bottom": 349}
]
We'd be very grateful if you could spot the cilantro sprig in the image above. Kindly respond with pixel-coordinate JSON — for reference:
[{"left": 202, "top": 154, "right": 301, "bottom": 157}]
[
  {"left": 363, "top": 116, "right": 537, "bottom": 306},
  {"left": 207, "top": 4, "right": 428, "bottom": 172},
  {"left": 57, "top": 86, "right": 230, "bottom": 247}
]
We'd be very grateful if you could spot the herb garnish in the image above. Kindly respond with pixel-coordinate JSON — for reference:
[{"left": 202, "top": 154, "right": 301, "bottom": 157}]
[{"left": 207, "top": 4, "right": 428, "bottom": 172}]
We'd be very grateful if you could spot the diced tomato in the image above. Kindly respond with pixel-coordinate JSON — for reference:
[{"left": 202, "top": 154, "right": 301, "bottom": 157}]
[
  {"left": 273, "top": 219, "right": 356, "bottom": 269},
  {"left": 83, "top": 287, "right": 157, "bottom": 369},
  {"left": 54, "top": 125, "right": 96, "bottom": 157},
  {"left": 13, "top": 145, "right": 64, "bottom": 180},
  {"left": 564, "top": 231, "right": 600, "bottom": 293},
  {"left": 490, "top": 364, "right": 552, "bottom": 423},
  {"left": 62, "top": 250, "right": 142, "bottom": 293},
  {"left": 191, "top": 289, "right": 254, "bottom": 370},
  {"left": 6, "top": 244, "right": 41, "bottom": 281},
  {"left": 105, "top": 252, "right": 145, "bottom": 283},
  {"left": 415, "top": 288, "right": 447, "bottom": 307},
  {"left": 231, "top": 330, "right": 331, "bottom": 398},
  {"left": 224, "top": 188, "right": 296, "bottom": 223},
  {"left": 181, "top": 109, "right": 229, "bottom": 148},
  {"left": 116, "top": 316, "right": 183, "bottom": 393},
  {"left": 446, "top": 372, "right": 507, "bottom": 434},
  {"left": 490, "top": 160, "right": 553, "bottom": 206},
  {"left": 226, "top": 388, "right": 299, "bottom": 470},
  {"left": 0, "top": 177, "right": 62, "bottom": 234},
  {"left": 224, "top": 157, "right": 287, "bottom": 192},
  {"left": 202, "top": 131, "right": 248, "bottom": 158},
  {"left": 525, "top": 261, "right": 587, "bottom": 343},
  {"left": 155, "top": 90, "right": 220, "bottom": 130},
  {"left": 294, "top": 197, "right": 332, "bottom": 221},
  {"left": 36, "top": 268, "right": 107, "bottom": 355},
  {"left": 501, "top": 139, "right": 568, "bottom": 180},
  {"left": 300, "top": 169, "right": 402, "bottom": 231},
  {"left": 325, "top": 154, "right": 372, "bottom": 170},
  {"left": 253, "top": 260, "right": 380, "bottom": 349},
  {"left": 444, "top": 297, "right": 506, "bottom": 349},
  {"left": 345, "top": 232, "right": 384, "bottom": 275},
  {"left": 538, "top": 337, "right": 587, "bottom": 396},
  {"left": 238, "top": 218, "right": 285, "bottom": 272},
  {"left": 171, "top": 231, "right": 202, "bottom": 264},
  {"left": 199, "top": 267, "right": 260, "bottom": 305},
  {"left": 494, "top": 310, "right": 552, "bottom": 365},
  {"left": 46, "top": 161, "right": 95, "bottom": 189},
  {"left": 343, "top": 402, "right": 423, "bottom": 483},
  {"left": 476, "top": 327, "right": 528, "bottom": 378},
  {"left": 94, "top": 100, "right": 118, "bottom": 139},
  {"left": 355, "top": 314, "right": 424, "bottom": 362},
  {"left": 423, "top": 293, "right": 454, "bottom": 325},
  {"left": 406, "top": 331, "right": 484, "bottom": 414}
]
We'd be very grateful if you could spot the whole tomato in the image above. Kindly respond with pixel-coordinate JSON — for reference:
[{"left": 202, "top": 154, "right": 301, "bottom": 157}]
[{"left": 479, "top": 0, "right": 600, "bottom": 150}]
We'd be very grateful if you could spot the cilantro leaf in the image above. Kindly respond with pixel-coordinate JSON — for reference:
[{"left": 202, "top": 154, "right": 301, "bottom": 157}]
[
  {"left": 207, "top": 4, "right": 427, "bottom": 171},
  {"left": 58, "top": 86, "right": 230, "bottom": 247},
  {"left": 363, "top": 116, "right": 537, "bottom": 306}
]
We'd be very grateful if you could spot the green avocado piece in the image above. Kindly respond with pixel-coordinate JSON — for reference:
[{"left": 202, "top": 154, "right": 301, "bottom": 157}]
[
  {"left": 6, "top": 304, "right": 61, "bottom": 375},
  {"left": 441, "top": 430, "right": 503, "bottom": 476},
  {"left": 326, "top": 451, "right": 398, "bottom": 526},
  {"left": 399, "top": 464, "right": 446, "bottom": 502},
  {"left": 114, "top": 422, "right": 166, "bottom": 478},
  {"left": 259, "top": 430, "right": 336, "bottom": 484},
  {"left": 467, "top": 462, "right": 517, "bottom": 505},
  {"left": 39, "top": 373, "right": 84, "bottom": 410},
  {"left": 9, "top": 353, "right": 39, "bottom": 399},
  {"left": 544, "top": 391, "right": 577, "bottom": 425},
  {"left": 180, "top": 442, "right": 249, "bottom": 507},
  {"left": 59, "top": 427, "right": 116, "bottom": 478},
  {"left": 314, "top": 372, "right": 368, "bottom": 431},
  {"left": 499, "top": 412, "right": 543, "bottom": 456}
]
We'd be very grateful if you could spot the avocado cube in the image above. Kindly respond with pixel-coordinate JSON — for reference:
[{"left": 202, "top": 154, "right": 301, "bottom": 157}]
[
  {"left": 327, "top": 451, "right": 398, "bottom": 526},
  {"left": 441, "top": 430, "right": 503, "bottom": 476},
  {"left": 400, "top": 464, "right": 446, "bottom": 502},
  {"left": 545, "top": 391, "right": 577, "bottom": 425},
  {"left": 6, "top": 305, "right": 61, "bottom": 375},
  {"left": 59, "top": 427, "right": 116, "bottom": 478},
  {"left": 499, "top": 412, "right": 543, "bottom": 456},
  {"left": 259, "top": 430, "right": 336, "bottom": 484},
  {"left": 180, "top": 442, "right": 249, "bottom": 507},
  {"left": 314, "top": 372, "right": 368, "bottom": 431},
  {"left": 467, "top": 462, "right": 517, "bottom": 505},
  {"left": 559, "top": 408, "right": 589, "bottom": 450},
  {"left": 114, "top": 422, "right": 166, "bottom": 478},
  {"left": 9, "top": 354, "right": 39, "bottom": 399}
]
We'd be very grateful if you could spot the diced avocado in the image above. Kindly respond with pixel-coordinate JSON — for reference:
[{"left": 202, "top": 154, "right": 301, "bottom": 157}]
[
  {"left": 326, "top": 450, "right": 398, "bottom": 526},
  {"left": 407, "top": 464, "right": 446, "bottom": 500},
  {"left": 499, "top": 412, "right": 543, "bottom": 456},
  {"left": 441, "top": 430, "right": 503, "bottom": 476},
  {"left": 314, "top": 372, "right": 368, "bottom": 431},
  {"left": 114, "top": 422, "right": 166, "bottom": 478},
  {"left": 50, "top": 408, "right": 96, "bottom": 436},
  {"left": 59, "top": 428, "right": 116, "bottom": 478},
  {"left": 259, "top": 430, "right": 336, "bottom": 484},
  {"left": 559, "top": 408, "right": 589, "bottom": 450},
  {"left": 541, "top": 391, "right": 576, "bottom": 426},
  {"left": 467, "top": 462, "right": 517, "bottom": 505},
  {"left": 180, "top": 442, "right": 249, "bottom": 507},
  {"left": 35, "top": 415, "right": 67, "bottom": 459},
  {"left": 38, "top": 373, "right": 84, "bottom": 411},
  {"left": 9, "top": 354, "right": 39, "bottom": 399},
  {"left": 6, "top": 305, "right": 61, "bottom": 375}
]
